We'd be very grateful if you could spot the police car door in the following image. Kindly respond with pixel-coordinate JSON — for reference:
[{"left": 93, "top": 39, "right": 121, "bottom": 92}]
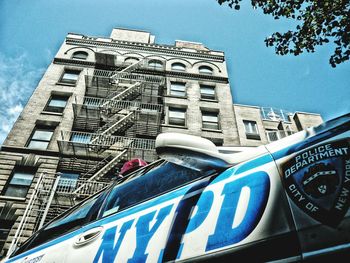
[
  {"left": 66, "top": 160, "right": 216, "bottom": 263},
  {"left": 6, "top": 190, "right": 107, "bottom": 263}
]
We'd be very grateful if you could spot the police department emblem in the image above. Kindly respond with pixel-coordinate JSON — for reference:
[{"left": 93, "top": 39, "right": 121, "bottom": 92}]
[{"left": 282, "top": 139, "right": 350, "bottom": 227}]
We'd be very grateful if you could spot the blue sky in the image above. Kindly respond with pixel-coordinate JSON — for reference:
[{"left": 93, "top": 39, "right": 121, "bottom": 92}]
[{"left": 0, "top": 0, "right": 349, "bottom": 144}]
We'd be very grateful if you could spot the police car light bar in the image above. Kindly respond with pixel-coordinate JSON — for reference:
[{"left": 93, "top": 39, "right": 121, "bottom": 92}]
[{"left": 155, "top": 133, "right": 268, "bottom": 171}]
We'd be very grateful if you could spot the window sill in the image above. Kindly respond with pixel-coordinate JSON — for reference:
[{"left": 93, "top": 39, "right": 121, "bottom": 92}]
[
  {"left": 246, "top": 133, "right": 261, "bottom": 140},
  {"left": 56, "top": 82, "right": 76, "bottom": 87},
  {"left": 0, "top": 195, "right": 26, "bottom": 202},
  {"left": 202, "top": 128, "right": 222, "bottom": 133},
  {"left": 162, "top": 124, "right": 188, "bottom": 129},
  {"left": 41, "top": 111, "right": 63, "bottom": 116},
  {"left": 200, "top": 98, "right": 218, "bottom": 103},
  {"left": 165, "top": 95, "right": 188, "bottom": 99}
]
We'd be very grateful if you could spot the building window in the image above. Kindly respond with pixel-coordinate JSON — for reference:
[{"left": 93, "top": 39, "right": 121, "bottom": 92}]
[
  {"left": 170, "top": 82, "right": 186, "bottom": 97},
  {"left": 2, "top": 170, "right": 34, "bottom": 198},
  {"left": 266, "top": 129, "right": 280, "bottom": 142},
  {"left": 285, "top": 125, "right": 294, "bottom": 136},
  {"left": 205, "top": 137, "right": 224, "bottom": 146},
  {"left": 44, "top": 95, "right": 69, "bottom": 113},
  {"left": 83, "top": 97, "right": 101, "bottom": 107},
  {"left": 60, "top": 69, "right": 80, "bottom": 85},
  {"left": 0, "top": 203, "right": 18, "bottom": 253},
  {"left": 243, "top": 120, "right": 260, "bottom": 140},
  {"left": 169, "top": 107, "right": 186, "bottom": 126},
  {"left": 124, "top": 57, "right": 139, "bottom": 64},
  {"left": 202, "top": 111, "right": 219, "bottom": 130},
  {"left": 199, "top": 65, "right": 213, "bottom": 75},
  {"left": 57, "top": 172, "right": 79, "bottom": 192},
  {"left": 171, "top": 62, "right": 186, "bottom": 71},
  {"left": 70, "top": 133, "right": 92, "bottom": 143},
  {"left": 72, "top": 51, "right": 88, "bottom": 60},
  {"left": 148, "top": 60, "right": 163, "bottom": 69},
  {"left": 200, "top": 84, "right": 216, "bottom": 100},
  {"left": 27, "top": 127, "right": 54, "bottom": 150}
]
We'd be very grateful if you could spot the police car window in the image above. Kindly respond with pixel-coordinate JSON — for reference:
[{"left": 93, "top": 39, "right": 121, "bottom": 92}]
[
  {"left": 102, "top": 161, "right": 208, "bottom": 217},
  {"left": 14, "top": 192, "right": 104, "bottom": 255},
  {"left": 45, "top": 196, "right": 98, "bottom": 230}
]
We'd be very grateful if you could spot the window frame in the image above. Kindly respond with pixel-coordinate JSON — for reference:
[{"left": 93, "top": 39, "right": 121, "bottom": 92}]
[
  {"left": 71, "top": 51, "right": 88, "bottom": 60},
  {"left": 198, "top": 65, "right": 213, "bottom": 75},
  {"left": 169, "top": 82, "right": 186, "bottom": 97},
  {"left": 58, "top": 69, "right": 81, "bottom": 85},
  {"left": 70, "top": 132, "right": 92, "bottom": 144},
  {"left": 26, "top": 126, "right": 54, "bottom": 150},
  {"left": 168, "top": 107, "right": 186, "bottom": 127},
  {"left": 43, "top": 95, "right": 69, "bottom": 113},
  {"left": 200, "top": 84, "right": 216, "bottom": 100},
  {"left": 148, "top": 59, "right": 163, "bottom": 69},
  {"left": 1, "top": 168, "right": 35, "bottom": 198},
  {"left": 57, "top": 172, "right": 80, "bottom": 192},
  {"left": 243, "top": 120, "right": 260, "bottom": 140},
  {"left": 202, "top": 111, "right": 220, "bottom": 130},
  {"left": 124, "top": 57, "right": 140, "bottom": 65},
  {"left": 171, "top": 62, "right": 186, "bottom": 71}
]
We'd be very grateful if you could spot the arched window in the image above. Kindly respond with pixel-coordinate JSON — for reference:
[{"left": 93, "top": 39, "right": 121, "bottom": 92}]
[
  {"left": 199, "top": 65, "right": 213, "bottom": 75},
  {"left": 72, "top": 51, "right": 88, "bottom": 60},
  {"left": 171, "top": 62, "right": 186, "bottom": 71},
  {"left": 148, "top": 60, "right": 163, "bottom": 69},
  {"left": 124, "top": 57, "right": 140, "bottom": 64}
]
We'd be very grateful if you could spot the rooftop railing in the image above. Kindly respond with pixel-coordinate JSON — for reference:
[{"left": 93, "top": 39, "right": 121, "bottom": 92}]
[{"left": 261, "top": 107, "right": 293, "bottom": 122}]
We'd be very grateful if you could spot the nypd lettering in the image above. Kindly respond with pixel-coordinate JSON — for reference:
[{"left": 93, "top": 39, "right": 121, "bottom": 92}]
[
  {"left": 93, "top": 170, "right": 270, "bottom": 262},
  {"left": 282, "top": 139, "right": 350, "bottom": 226},
  {"left": 205, "top": 171, "right": 270, "bottom": 252}
]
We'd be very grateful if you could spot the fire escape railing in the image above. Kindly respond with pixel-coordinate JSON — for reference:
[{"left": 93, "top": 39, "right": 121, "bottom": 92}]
[{"left": 7, "top": 173, "right": 111, "bottom": 256}]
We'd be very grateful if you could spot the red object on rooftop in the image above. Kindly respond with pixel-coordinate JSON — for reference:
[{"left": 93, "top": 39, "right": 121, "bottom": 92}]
[{"left": 120, "top": 158, "right": 147, "bottom": 176}]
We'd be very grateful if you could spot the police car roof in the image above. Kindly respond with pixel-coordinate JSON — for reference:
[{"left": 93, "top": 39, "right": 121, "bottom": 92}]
[{"left": 155, "top": 133, "right": 269, "bottom": 167}]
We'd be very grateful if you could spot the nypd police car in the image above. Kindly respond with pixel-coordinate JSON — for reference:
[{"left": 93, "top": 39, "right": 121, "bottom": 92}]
[{"left": 3, "top": 113, "right": 350, "bottom": 262}]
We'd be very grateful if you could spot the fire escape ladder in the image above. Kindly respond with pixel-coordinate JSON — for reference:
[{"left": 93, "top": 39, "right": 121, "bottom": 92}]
[
  {"left": 90, "top": 111, "right": 136, "bottom": 145},
  {"left": 101, "top": 82, "right": 142, "bottom": 112},
  {"left": 73, "top": 149, "right": 128, "bottom": 196},
  {"left": 80, "top": 154, "right": 113, "bottom": 179},
  {"left": 7, "top": 173, "right": 58, "bottom": 255},
  {"left": 110, "top": 58, "right": 146, "bottom": 82}
]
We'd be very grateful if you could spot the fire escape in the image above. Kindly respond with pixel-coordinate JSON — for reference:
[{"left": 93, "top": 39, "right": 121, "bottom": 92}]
[{"left": 9, "top": 55, "right": 165, "bottom": 254}]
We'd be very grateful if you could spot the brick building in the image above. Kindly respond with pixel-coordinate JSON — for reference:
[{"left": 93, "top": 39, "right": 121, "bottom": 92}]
[{"left": 0, "top": 28, "right": 322, "bottom": 257}]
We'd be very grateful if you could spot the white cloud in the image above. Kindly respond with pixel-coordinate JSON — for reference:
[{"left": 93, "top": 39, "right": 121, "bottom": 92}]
[
  {"left": 8, "top": 104, "right": 24, "bottom": 116},
  {"left": 0, "top": 52, "right": 44, "bottom": 144}
]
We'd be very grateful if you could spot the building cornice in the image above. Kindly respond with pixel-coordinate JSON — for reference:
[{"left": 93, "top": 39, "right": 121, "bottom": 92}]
[
  {"left": 66, "top": 37, "right": 225, "bottom": 62},
  {"left": 53, "top": 58, "right": 229, "bottom": 83}
]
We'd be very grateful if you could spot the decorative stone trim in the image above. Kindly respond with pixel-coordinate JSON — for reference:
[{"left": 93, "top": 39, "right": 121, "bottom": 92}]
[
  {"left": 66, "top": 38, "right": 225, "bottom": 62},
  {"left": 53, "top": 58, "right": 229, "bottom": 83},
  {"left": 54, "top": 58, "right": 96, "bottom": 67}
]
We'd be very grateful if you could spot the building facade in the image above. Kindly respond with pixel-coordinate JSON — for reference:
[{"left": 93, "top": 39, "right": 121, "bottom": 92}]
[{"left": 0, "top": 28, "right": 322, "bottom": 257}]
